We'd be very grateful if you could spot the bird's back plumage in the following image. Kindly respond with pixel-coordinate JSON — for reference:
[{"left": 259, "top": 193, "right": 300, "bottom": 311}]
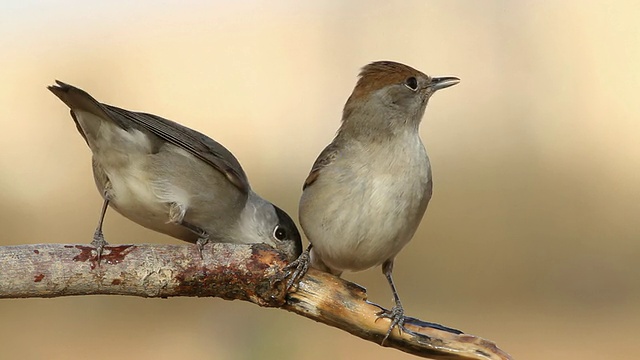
[{"left": 48, "top": 81, "right": 249, "bottom": 193}]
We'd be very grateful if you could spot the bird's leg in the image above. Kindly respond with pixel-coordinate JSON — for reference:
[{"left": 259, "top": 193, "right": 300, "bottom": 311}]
[
  {"left": 376, "top": 259, "right": 411, "bottom": 345},
  {"left": 179, "top": 220, "right": 210, "bottom": 259},
  {"left": 281, "top": 243, "right": 313, "bottom": 291},
  {"left": 371, "top": 272, "right": 464, "bottom": 339},
  {"left": 195, "top": 234, "right": 210, "bottom": 258},
  {"left": 167, "top": 202, "right": 209, "bottom": 259},
  {"left": 91, "top": 197, "right": 110, "bottom": 264}
]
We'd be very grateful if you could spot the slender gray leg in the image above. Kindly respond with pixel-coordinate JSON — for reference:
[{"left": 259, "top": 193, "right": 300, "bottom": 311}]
[
  {"left": 167, "top": 202, "right": 208, "bottom": 258},
  {"left": 180, "top": 220, "right": 209, "bottom": 259},
  {"left": 91, "top": 198, "right": 110, "bottom": 263},
  {"left": 377, "top": 259, "right": 406, "bottom": 344}
]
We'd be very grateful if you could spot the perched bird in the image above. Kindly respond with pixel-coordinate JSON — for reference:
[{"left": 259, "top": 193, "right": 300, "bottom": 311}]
[
  {"left": 295, "top": 61, "right": 459, "bottom": 340},
  {"left": 48, "top": 81, "right": 302, "bottom": 262}
]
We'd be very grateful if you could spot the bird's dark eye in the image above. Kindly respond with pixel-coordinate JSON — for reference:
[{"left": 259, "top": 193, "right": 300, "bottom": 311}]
[
  {"left": 273, "top": 226, "right": 287, "bottom": 240},
  {"left": 404, "top": 76, "right": 418, "bottom": 91}
]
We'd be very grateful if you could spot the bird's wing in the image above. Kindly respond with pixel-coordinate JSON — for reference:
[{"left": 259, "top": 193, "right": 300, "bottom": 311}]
[
  {"left": 303, "top": 141, "right": 340, "bottom": 190},
  {"left": 48, "top": 80, "right": 250, "bottom": 193}
]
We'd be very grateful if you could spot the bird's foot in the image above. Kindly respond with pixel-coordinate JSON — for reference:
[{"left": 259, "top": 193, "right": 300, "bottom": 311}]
[
  {"left": 196, "top": 236, "right": 209, "bottom": 259},
  {"left": 91, "top": 229, "right": 109, "bottom": 264},
  {"left": 272, "top": 245, "right": 311, "bottom": 292},
  {"left": 370, "top": 302, "right": 463, "bottom": 343},
  {"left": 375, "top": 303, "right": 412, "bottom": 345}
]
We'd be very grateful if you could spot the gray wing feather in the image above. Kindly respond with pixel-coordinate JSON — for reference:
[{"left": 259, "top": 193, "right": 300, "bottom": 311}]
[
  {"left": 49, "top": 80, "right": 250, "bottom": 193},
  {"left": 104, "top": 106, "right": 249, "bottom": 192},
  {"left": 303, "top": 140, "right": 340, "bottom": 190}
]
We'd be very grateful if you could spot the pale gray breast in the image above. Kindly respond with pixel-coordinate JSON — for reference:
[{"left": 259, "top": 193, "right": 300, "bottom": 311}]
[
  {"left": 344, "top": 136, "right": 431, "bottom": 237},
  {"left": 301, "top": 133, "right": 431, "bottom": 254}
]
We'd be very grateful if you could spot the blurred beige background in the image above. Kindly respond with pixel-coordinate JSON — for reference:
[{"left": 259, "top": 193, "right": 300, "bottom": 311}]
[{"left": 1, "top": 1, "right": 639, "bottom": 359}]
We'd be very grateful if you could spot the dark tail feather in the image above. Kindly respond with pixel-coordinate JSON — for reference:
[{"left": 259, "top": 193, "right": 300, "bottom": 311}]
[
  {"left": 48, "top": 80, "right": 116, "bottom": 146},
  {"left": 47, "top": 80, "right": 109, "bottom": 118}
]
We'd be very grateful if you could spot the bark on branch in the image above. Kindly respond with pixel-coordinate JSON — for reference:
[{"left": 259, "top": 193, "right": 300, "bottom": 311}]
[{"left": 0, "top": 243, "right": 512, "bottom": 360}]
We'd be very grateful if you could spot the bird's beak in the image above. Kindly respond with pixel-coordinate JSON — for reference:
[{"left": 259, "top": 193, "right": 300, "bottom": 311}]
[{"left": 430, "top": 76, "right": 460, "bottom": 91}]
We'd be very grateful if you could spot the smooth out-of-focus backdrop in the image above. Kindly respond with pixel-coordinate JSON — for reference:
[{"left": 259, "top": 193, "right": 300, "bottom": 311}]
[{"left": 1, "top": 1, "right": 639, "bottom": 359}]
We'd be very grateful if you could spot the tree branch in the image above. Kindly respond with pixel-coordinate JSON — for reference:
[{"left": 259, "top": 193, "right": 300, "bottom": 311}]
[{"left": 0, "top": 243, "right": 512, "bottom": 360}]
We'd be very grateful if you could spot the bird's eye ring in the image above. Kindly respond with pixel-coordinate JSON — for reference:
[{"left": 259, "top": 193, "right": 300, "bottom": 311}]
[
  {"left": 273, "top": 226, "right": 287, "bottom": 241},
  {"left": 404, "top": 76, "right": 418, "bottom": 91}
]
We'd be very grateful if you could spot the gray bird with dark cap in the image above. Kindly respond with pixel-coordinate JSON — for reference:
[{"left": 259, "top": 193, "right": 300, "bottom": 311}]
[
  {"left": 49, "top": 81, "right": 301, "bottom": 261},
  {"left": 289, "top": 61, "right": 460, "bottom": 341}
]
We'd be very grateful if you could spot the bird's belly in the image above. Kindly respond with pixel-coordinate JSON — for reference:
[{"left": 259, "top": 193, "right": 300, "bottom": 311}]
[
  {"left": 103, "top": 157, "right": 181, "bottom": 228},
  {"left": 93, "top": 148, "right": 197, "bottom": 242},
  {"left": 95, "top": 140, "right": 247, "bottom": 244},
  {"left": 108, "top": 167, "right": 164, "bottom": 217},
  {"left": 301, "top": 168, "right": 431, "bottom": 273}
]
